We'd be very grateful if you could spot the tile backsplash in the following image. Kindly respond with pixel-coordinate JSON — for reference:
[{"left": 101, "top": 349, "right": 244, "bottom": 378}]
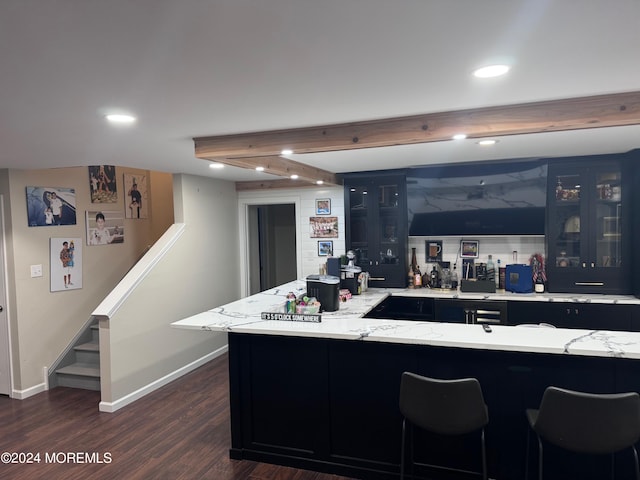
[{"left": 408, "top": 236, "right": 546, "bottom": 274}]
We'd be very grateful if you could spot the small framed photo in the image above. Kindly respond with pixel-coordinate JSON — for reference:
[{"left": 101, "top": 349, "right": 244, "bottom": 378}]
[
  {"left": 316, "top": 198, "right": 331, "bottom": 215},
  {"left": 460, "top": 240, "right": 479, "bottom": 258},
  {"left": 318, "top": 240, "right": 333, "bottom": 256}
]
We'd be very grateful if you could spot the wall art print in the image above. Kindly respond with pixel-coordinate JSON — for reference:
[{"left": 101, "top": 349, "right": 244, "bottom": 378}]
[
  {"left": 123, "top": 173, "right": 148, "bottom": 219},
  {"left": 310, "top": 216, "right": 338, "bottom": 238},
  {"left": 86, "top": 210, "right": 124, "bottom": 245},
  {"left": 89, "top": 165, "right": 117, "bottom": 203},
  {"left": 26, "top": 186, "right": 77, "bottom": 227},
  {"left": 315, "top": 198, "right": 331, "bottom": 215},
  {"left": 50, "top": 237, "right": 83, "bottom": 292}
]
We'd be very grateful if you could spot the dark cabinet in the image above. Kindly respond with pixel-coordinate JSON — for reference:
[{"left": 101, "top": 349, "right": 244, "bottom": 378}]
[
  {"left": 344, "top": 172, "right": 407, "bottom": 287},
  {"left": 546, "top": 156, "right": 630, "bottom": 294},
  {"left": 363, "top": 295, "right": 434, "bottom": 321},
  {"left": 631, "top": 149, "right": 640, "bottom": 298},
  {"left": 507, "top": 301, "right": 633, "bottom": 331},
  {"left": 434, "top": 298, "right": 508, "bottom": 324}
]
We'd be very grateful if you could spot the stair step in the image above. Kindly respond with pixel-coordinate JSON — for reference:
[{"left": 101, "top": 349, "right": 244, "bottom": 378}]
[
  {"left": 75, "top": 341, "right": 99, "bottom": 352},
  {"left": 56, "top": 363, "right": 100, "bottom": 378}
]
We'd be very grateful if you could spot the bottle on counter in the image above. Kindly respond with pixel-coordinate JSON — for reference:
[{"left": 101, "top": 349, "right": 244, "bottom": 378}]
[
  {"left": 486, "top": 255, "right": 495, "bottom": 283},
  {"left": 441, "top": 267, "right": 452, "bottom": 289},
  {"left": 451, "top": 264, "right": 459, "bottom": 290},
  {"left": 407, "top": 265, "right": 415, "bottom": 289},
  {"left": 535, "top": 276, "right": 545, "bottom": 293},
  {"left": 414, "top": 265, "right": 422, "bottom": 287},
  {"left": 430, "top": 265, "right": 439, "bottom": 289}
]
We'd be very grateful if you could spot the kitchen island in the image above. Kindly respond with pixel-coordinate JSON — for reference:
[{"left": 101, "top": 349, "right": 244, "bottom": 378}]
[{"left": 172, "top": 281, "right": 640, "bottom": 480}]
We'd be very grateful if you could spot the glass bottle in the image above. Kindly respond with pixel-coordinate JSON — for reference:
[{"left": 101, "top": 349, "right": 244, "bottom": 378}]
[
  {"left": 414, "top": 265, "right": 422, "bottom": 287},
  {"left": 451, "top": 265, "right": 459, "bottom": 290},
  {"left": 430, "top": 265, "right": 439, "bottom": 289},
  {"left": 486, "top": 255, "right": 495, "bottom": 283}
]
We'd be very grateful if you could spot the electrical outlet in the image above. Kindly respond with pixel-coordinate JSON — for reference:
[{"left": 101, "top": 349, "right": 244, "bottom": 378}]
[{"left": 30, "top": 264, "right": 43, "bottom": 278}]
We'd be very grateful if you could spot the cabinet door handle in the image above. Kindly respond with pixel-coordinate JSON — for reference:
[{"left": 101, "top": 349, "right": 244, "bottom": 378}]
[
  {"left": 369, "top": 277, "right": 386, "bottom": 281},
  {"left": 566, "top": 309, "right": 571, "bottom": 315},
  {"left": 582, "top": 262, "right": 587, "bottom": 268},
  {"left": 591, "top": 262, "right": 595, "bottom": 268},
  {"left": 575, "top": 282, "right": 604, "bottom": 286}
]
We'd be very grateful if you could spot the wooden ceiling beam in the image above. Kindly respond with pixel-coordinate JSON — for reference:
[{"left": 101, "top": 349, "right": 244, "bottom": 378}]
[
  {"left": 235, "top": 178, "right": 318, "bottom": 191},
  {"left": 194, "top": 91, "right": 640, "bottom": 158},
  {"left": 203, "top": 155, "right": 338, "bottom": 186}
]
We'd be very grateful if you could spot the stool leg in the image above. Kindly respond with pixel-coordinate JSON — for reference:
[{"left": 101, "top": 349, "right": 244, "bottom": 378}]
[
  {"left": 537, "top": 436, "right": 543, "bottom": 480},
  {"left": 632, "top": 445, "right": 640, "bottom": 480},
  {"left": 525, "top": 428, "right": 531, "bottom": 480},
  {"left": 400, "top": 418, "right": 406, "bottom": 480},
  {"left": 481, "top": 428, "right": 487, "bottom": 480}
]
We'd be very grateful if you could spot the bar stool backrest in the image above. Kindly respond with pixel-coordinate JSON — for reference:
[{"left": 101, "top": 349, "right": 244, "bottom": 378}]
[
  {"left": 533, "top": 386, "right": 640, "bottom": 455},
  {"left": 399, "top": 372, "right": 488, "bottom": 436}
]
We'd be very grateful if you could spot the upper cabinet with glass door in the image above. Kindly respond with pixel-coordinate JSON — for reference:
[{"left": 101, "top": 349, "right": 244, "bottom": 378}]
[
  {"left": 344, "top": 173, "right": 407, "bottom": 288},
  {"left": 547, "top": 156, "right": 629, "bottom": 294}
]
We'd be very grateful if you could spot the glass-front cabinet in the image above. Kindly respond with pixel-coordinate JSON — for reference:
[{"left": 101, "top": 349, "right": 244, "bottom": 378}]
[
  {"left": 344, "top": 173, "right": 407, "bottom": 287},
  {"left": 547, "top": 157, "right": 629, "bottom": 294}
]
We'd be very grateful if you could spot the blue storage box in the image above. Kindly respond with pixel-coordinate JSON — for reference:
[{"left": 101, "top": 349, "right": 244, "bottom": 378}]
[{"left": 505, "top": 264, "right": 533, "bottom": 293}]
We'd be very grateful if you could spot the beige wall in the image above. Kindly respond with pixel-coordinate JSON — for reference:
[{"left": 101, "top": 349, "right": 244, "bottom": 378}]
[
  {"left": 0, "top": 167, "right": 173, "bottom": 394},
  {"left": 99, "top": 173, "right": 238, "bottom": 409}
]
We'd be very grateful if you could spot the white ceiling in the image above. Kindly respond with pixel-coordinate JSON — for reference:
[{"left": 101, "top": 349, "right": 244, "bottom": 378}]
[{"left": 2, "top": 0, "right": 639, "bottom": 182}]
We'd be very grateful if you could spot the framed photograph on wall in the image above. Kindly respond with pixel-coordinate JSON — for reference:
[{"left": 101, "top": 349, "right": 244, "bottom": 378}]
[
  {"left": 88, "top": 165, "right": 117, "bottom": 203},
  {"left": 316, "top": 198, "right": 331, "bottom": 215},
  {"left": 318, "top": 240, "right": 333, "bottom": 256},
  {"left": 123, "top": 173, "right": 148, "bottom": 219},
  {"left": 26, "top": 186, "right": 77, "bottom": 226},
  {"left": 460, "top": 240, "right": 479, "bottom": 258},
  {"left": 50, "top": 237, "right": 83, "bottom": 292},
  {"left": 310, "top": 216, "right": 338, "bottom": 238},
  {"left": 86, "top": 210, "right": 124, "bottom": 245}
]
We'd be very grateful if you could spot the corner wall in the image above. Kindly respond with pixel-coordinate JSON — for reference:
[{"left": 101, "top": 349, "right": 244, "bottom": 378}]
[{"left": 98, "top": 174, "right": 239, "bottom": 410}]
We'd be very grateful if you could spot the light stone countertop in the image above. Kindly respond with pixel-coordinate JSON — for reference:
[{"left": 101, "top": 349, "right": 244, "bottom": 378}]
[{"left": 171, "top": 280, "right": 640, "bottom": 359}]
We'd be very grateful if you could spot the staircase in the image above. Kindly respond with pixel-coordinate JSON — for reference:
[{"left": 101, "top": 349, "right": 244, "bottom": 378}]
[{"left": 51, "top": 322, "right": 101, "bottom": 391}]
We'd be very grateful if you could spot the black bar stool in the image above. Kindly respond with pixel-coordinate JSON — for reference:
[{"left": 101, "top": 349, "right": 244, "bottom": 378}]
[
  {"left": 399, "top": 371, "right": 489, "bottom": 480},
  {"left": 525, "top": 386, "right": 640, "bottom": 480}
]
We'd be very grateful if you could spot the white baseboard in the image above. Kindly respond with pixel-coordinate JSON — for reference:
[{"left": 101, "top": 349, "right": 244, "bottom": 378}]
[
  {"left": 98, "top": 345, "right": 228, "bottom": 413},
  {"left": 13, "top": 382, "right": 47, "bottom": 400}
]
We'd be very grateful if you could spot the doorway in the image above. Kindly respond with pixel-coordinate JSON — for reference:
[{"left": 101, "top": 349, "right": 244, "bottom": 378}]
[
  {"left": 0, "top": 196, "right": 12, "bottom": 396},
  {"left": 248, "top": 204, "right": 297, "bottom": 294}
]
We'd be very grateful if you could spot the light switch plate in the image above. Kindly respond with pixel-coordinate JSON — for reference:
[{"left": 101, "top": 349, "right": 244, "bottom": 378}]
[{"left": 30, "top": 264, "right": 43, "bottom": 278}]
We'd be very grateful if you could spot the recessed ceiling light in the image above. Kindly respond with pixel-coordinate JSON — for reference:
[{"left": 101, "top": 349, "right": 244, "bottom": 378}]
[
  {"left": 209, "top": 163, "right": 224, "bottom": 169},
  {"left": 281, "top": 149, "right": 293, "bottom": 155},
  {"left": 290, "top": 174, "right": 299, "bottom": 180},
  {"left": 473, "top": 64, "right": 510, "bottom": 78},
  {"left": 478, "top": 139, "right": 498, "bottom": 146},
  {"left": 105, "top": 114, "right": 136, "bottom": 124},
  {"left": 255, "top": 166, "right": 265, "bottom": 172},
  {"left": 452, "top": 133, "right": 467, "bottom": 140}
]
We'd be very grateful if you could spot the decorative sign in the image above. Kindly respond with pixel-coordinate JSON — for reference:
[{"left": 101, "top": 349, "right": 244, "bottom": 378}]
[
  {"left": 261, "top": 312, "right": 321, "bottom": 323},
  {"left": 310, "top": 216, "right": 338, "bottom": 238}
]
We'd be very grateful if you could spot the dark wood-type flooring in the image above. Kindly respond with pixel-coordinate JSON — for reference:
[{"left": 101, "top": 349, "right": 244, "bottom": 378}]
[{"left": 0, "top": 353, "right": 356, "bottom": 480}]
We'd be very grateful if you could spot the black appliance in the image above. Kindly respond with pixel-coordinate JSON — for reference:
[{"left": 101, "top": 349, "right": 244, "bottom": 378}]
[
  {"left": 340, "top": 266, "right": 362, "bottom": 295},
  {"left": 306, "top": 275, "right": 340, "bottom": 312}
]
